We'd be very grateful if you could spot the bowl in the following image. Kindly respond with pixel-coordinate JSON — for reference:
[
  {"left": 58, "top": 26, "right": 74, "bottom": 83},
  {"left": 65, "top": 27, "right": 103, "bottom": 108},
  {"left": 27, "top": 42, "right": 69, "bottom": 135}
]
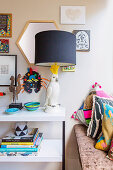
[
  {"left": 24, "top": 102, "right": 40, "bottom": 111},
  {"left": 5, "top": 108, "right": 20, "bottom": 114}
]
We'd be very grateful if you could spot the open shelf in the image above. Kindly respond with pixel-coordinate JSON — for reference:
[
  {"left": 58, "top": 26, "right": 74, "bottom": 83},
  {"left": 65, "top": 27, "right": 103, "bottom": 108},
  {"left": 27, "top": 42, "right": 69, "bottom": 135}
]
[
  {"left": 0, "top": 107, "right": 65, "bottom": 122},
  {"left": 0, "top": 139, "right": 62, "bottom": 162}
]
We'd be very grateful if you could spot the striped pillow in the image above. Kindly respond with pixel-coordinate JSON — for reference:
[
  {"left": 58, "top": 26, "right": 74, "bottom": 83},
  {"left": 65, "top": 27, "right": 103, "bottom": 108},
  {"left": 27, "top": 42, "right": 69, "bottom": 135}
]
[
  {"left": 75, "top": 108, "right": 88, "bottom": 127},
  {"left": 74, "top": 90, "right": 96, "bottom": 126},
  {"left": 87, "top": 96, "right": 113, "bottom": 139}
]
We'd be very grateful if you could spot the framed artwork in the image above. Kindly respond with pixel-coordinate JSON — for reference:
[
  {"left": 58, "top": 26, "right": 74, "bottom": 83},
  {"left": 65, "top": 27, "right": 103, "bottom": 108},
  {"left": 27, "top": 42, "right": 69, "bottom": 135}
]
[
  {"left": 16, "top": 20, "right": 59, "bottom": 65},
  {"left": 0, "top": 55, "right": 17, "bottom": 86},
  {"left": 0, "top": 13, "right": 12, "bottom": 37},
  {"left": 62, "top": 66, "right": 75, "bottom": 72},
  {"left": 61, "top": 6, "right": 85, "bottom": 25},
  {"left": 73, "top": 30, "right": 90, "bottom": 51},
  {"left": 0, "top": 39, "right": 9, "bottom": 53}
]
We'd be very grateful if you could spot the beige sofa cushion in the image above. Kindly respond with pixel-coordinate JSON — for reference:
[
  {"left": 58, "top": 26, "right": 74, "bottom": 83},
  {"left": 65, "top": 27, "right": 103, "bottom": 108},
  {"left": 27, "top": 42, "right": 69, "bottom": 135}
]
[{"left": 74, "top": 124, "right": 113, "bottom": 170}]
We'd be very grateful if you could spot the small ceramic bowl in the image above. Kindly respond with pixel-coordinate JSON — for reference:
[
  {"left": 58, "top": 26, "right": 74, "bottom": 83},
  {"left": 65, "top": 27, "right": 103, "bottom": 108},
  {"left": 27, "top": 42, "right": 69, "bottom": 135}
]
[
  {"left": 24, "top": 102, "right": 40, "bottom": 111},
  {"left": 5, "top": 108, "right": 20, "bottom": 114}
]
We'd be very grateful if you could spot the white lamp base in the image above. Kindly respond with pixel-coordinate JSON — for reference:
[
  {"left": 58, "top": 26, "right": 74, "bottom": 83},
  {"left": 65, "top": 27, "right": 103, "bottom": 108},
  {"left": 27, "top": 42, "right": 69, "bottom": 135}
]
[{"left": 44, "top": 105, "right": 60, "bottom": 113}]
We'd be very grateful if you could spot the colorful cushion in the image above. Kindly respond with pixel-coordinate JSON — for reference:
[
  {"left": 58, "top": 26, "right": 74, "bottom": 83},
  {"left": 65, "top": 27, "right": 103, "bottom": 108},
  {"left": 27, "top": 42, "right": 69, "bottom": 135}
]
[
  {"left": 96, "top": 90, "right": 112, "bottom": 98},
  {"left": 107, "top": 137, "right": 113, "bottom": 161},
  {"left": 72, "top": 82, "right": 112, "bottom": 127},
  {"left": 87, "top": 96, "right": 113, "bottom": 139},
  {"left": 75, "top": 107, "right": 88, "bottom": 127},
  {"left": 73, "top": 90, "right": 96, "bottom": 126},
  {"left": 95, "top": 104, "right": 113, "bottom": 151}
]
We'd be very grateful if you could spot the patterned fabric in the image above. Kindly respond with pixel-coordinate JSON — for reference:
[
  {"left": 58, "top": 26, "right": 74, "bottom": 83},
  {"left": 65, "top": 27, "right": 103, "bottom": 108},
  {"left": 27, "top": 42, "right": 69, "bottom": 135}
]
[
  {"left": 84, "top": 110, "right": 92, "bottom": 124},
  {"left": 72, "top": 83, "right": 112, "bottom": 127},
  {"left": 74, "top": 90, "right": 96, "bottom": 126},
  {"left": 96, "top": 90, "right": 112, "bottom": 98},
  {"left": 95, "top": 104, "right": 113, "bottom": 151},
  {"left": 87, "top": 96, "right": 113, "bottom": 139},
  {"left": 75, "top": 124, "right": 113, "bottom": 170},
  {"left": 107, "top": 137, "right": 113, "bottom": 161},
  {"left": 75, "top": 108, "right": 88, "bottom": 127}
]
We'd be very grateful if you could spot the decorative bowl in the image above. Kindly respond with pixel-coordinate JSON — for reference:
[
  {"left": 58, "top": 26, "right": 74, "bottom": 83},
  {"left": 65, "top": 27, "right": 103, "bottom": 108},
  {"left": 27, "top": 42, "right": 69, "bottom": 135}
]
[
  {"left": 24, "top": 102, "right": 40, "bottom": 111},
  {"left": 5, "top": 108, "right": 20, "bottom": 114}
]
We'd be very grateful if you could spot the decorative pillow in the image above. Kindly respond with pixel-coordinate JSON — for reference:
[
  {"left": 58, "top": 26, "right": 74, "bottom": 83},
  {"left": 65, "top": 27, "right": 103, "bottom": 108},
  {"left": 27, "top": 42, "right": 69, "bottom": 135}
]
[
  {"left": 87, "top": 96, "right": 113, "bottom": 139},
  {"left": 107, "top": 137, "right": 113, "bottom": 161},
  {"left": 72, "top": 82, "right": 112, "bottom": 127},
  {"left": 95, "top": 104, "right": 113, "bottom": 151},
  {"left": 74, "top": 106, "right": 88, "bottom": 127},
  {"left": 72, "top": 90, "right": 96, "bottom": 126}
]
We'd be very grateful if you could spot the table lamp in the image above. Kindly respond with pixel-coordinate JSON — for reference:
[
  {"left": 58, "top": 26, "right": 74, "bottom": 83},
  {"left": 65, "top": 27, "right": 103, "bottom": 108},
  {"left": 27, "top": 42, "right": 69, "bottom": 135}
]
[{"left": 35, "top": 30, "right": 76, "bottom": 112}]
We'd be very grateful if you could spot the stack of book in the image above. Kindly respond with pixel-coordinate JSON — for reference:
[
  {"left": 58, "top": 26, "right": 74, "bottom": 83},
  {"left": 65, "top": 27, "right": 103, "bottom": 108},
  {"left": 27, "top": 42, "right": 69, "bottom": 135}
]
[{"left": 0, "top": 128, "right": 43, "bottom": 156}]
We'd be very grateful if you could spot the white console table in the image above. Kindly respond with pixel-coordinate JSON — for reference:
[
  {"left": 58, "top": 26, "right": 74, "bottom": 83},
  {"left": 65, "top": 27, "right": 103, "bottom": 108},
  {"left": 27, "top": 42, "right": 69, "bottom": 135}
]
[{"left": 0, "top": 107, "right": 65, "bottom": 170}]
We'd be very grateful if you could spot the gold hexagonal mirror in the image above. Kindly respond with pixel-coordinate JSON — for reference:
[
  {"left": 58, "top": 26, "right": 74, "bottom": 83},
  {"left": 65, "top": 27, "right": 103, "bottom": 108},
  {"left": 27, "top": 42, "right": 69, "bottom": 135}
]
[{"left": 16, "top": 20, "right": 59, "bottom": 65}]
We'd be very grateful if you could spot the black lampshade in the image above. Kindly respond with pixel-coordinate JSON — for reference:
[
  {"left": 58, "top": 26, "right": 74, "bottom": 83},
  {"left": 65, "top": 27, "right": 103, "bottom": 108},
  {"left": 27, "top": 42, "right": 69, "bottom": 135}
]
[{"left": 35, "top": 30, "right": 76, "bottom": 66}]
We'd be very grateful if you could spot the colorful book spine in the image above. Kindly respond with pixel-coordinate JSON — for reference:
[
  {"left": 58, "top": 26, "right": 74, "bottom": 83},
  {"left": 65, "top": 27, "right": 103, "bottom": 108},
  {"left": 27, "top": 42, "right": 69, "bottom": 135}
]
[
  {"left": 0, "top": 151, "right": 39, "bottom": 156},
  {"left": 36, "top": 137, "right": 43, "bottom": 148},
  {"left": 35, "top": 133, "right": 43, "bottom": 146},
  {"left": 0, "top": 137, "right": 43, "bottom": 156},
  {"left": 1, "top": 133, "right": 43, "bottom": 148},
  {"left": 1, "top": 142, "right": 34, "bottom": 145},
  {"left": 33, "top": 129, "right": 39, "bottom": 142},
  {"left": 2, "top": 128, "right": 39, "bottom": 142},
  {"left": 0, "top": 148, "right": 38, "bottom": 152},
  {"left": 1, "top": 145, "right": 35, "bottom": 148},
  {"left": 1, "top": 133, "right": 40, "bottom": 145}
]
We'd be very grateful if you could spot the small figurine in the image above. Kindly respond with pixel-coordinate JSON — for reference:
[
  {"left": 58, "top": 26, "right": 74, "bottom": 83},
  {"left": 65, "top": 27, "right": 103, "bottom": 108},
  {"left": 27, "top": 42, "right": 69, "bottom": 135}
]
[
  {"left": 16, "top": 74, "right": 21, "bottom": 100},
  {"left": 45, "top": 63, "right": 60, "bottom": 113},
  {"left": 9, "top": 74, "right": 22, "bottom": 102},
  {"left": 9, "top": 76, "right": 15, "bottom": 102}
]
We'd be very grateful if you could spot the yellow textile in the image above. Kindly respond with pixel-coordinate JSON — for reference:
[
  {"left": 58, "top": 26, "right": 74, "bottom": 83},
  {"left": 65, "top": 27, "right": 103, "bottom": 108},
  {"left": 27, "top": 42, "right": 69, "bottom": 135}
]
[{"left": 95, "top": 104, "right": 113, "bottom": 151}]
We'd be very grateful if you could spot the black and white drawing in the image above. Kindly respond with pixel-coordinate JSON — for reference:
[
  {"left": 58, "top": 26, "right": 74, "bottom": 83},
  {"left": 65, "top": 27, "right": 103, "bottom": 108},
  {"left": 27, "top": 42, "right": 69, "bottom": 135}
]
[
  {"left": 0, "top": 55, "right": 17, "bottom": 86},
  {"left": 0, "top": 65, "right": 9, "bottom": 74},
  {"left": 73, "top": 30, "right": 90, "bottom": 51}
]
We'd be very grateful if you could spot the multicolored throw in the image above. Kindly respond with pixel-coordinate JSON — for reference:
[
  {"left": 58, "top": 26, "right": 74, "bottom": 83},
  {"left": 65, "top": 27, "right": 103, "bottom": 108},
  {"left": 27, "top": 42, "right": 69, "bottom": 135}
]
[
  {"left": 95, "top": 104, "right": 113, "bottom": 151},
  {"left": 87, "top": 96, "right": 113, "bottom": 139}
]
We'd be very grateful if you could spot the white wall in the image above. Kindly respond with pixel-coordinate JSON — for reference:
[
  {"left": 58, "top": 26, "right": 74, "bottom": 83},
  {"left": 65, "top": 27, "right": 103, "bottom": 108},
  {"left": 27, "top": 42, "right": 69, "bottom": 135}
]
[{"left": 0, "top": 0, "right": 113, "bottom": 170}]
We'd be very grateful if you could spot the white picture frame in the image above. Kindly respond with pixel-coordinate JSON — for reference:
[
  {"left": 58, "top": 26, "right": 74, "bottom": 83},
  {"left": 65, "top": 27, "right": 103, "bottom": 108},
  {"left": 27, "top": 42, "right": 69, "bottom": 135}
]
[
  {"left": 61, "top": 6, "right": 85, "bottom": 25},
  {"left": 0, "top": 55, "right": 17, "bottom": 86},
  {"left": 73, "top": 30, "right": 90, "bottom": 51}
]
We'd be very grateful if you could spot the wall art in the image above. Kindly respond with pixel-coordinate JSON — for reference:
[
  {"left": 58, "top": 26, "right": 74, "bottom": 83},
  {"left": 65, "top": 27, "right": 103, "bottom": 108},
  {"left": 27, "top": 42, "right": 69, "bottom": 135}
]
[
  {"left": 0, "top": 39, "right": 9, "bottom": 53},
  {"left": 0, "top": 13, "right": 12, "bottom": 37},
  {"left": 0, "top": 55, "right": 17, "bottom": 86},
  {"left": 73, "top": 30, "right": 90, "bottom": 51},
  {"left": 16, "top": 20, "right": 58, "bottom": 65},
  {"left": 22, "top": 67, "right": 49, "bottom": 93},
  {"left": 62, "top": 66, "right": 75, "bottom": 72},
  {"left": 61, "top": 6, "right": 85, "bottom": 25}
]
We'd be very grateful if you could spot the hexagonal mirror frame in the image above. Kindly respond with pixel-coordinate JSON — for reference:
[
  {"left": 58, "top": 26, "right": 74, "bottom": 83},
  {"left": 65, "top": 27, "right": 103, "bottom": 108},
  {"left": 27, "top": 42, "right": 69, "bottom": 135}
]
[{"left": 16, "top": 20, "right": 59, "bottom": 65}]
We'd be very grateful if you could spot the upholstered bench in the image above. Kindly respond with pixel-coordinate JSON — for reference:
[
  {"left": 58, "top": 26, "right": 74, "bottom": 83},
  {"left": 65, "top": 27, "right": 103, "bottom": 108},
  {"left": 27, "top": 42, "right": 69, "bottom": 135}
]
[{"left": 74, "top": 124, "right": 113, "bottom": 170}]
